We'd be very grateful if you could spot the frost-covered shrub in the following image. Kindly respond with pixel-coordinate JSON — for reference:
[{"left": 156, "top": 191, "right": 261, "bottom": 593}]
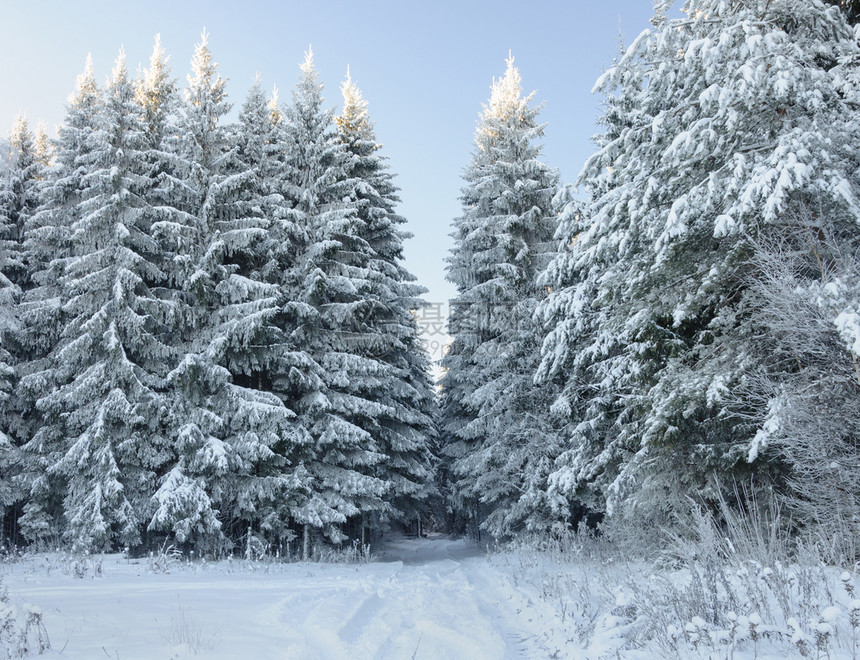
[
  {"left": 147, "top": 541, "right": 184, "bottom": 574},
  {"left": 496, "top": 504, "right": 860, "bottom": 658},
  {"left": 848, "top": 595, "right": 860, "bottom": 658},
  {"left": 738, "top": 217, "right": 860, "bottom": 565},
  {"left": 311, "top": 539, "right": 375, "bottom": 565},
  {"left": 0, "top": 577, "right": 50, "bottom": 659},
  {"left": 166, "top": 604, "right": 219, "bottom": 655}
]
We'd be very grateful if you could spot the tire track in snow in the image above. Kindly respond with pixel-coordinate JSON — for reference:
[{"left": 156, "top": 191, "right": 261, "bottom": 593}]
[
  {"left": 3, "top": 537, "right": 561, "bottom": 659},
  {"left": 273, "top": 537, "right": 536, "bottom": 659}
]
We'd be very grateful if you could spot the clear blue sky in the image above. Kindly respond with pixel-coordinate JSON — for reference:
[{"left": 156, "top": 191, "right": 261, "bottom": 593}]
[{"left": 0, "top": 1, "right": 657, "bottom": 314}]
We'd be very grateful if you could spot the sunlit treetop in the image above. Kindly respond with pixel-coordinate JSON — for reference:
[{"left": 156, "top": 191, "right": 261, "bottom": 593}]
[
  {"left": 136, "top": 34, "right": 175, "bottom": 121},
  {"left": 34, "top": 124, "right": 51, "bottom": 167},
  {"left": 9, "top": 113, "right": 30, "bottom": 155},
  {"left": 299, "top": 46, "right": 317, "bottom": 87},
  {"left": 475, "top": 53, "right": 536, "bottom": 147},
  {"left": 109, "top": 46, "right": 128, "bottom": 88},
  {"left": 335, "top": 68, "right": 374, "bottom": 143},
  {"left": 69, "top": 53, "right": 98, "bottom": 107},
  {"left": 267, "top": 84, "right": 284, "bottom": 126},
  {"left": 186, "top": 29, "right": 227, "bottom": 110}
]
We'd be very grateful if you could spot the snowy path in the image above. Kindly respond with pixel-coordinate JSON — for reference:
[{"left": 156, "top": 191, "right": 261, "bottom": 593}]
[
  {"left": 280, "top": 537, "right": 535, "bottom": 659},
  {"left": 2, "top": 537, "right": 564, "bottom": 659}
]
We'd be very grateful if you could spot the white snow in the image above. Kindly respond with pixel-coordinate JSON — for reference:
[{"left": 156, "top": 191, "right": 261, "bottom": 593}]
[
  {"left": 835, "top": 311, "right": 860, "bottom": 356},
  {"left": 0, "top": 537, "right": 574, "bottom": 659},
  {"left": 4, "top": 536, "right": 860, "bottom": 659}
]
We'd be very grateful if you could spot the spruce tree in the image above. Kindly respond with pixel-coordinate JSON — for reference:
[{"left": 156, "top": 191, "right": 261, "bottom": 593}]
[
  {"left": 117, "top": 34, "right": 218, "bottom": 549},
  {"left": 279, "top": 49, "right": 389, "bottom": 549},
  {"left": 0, "top": 115, "right": 48, "bottom": 542},
  {"left": 0, "top": 146, "right": 20, "bottom": 538},
  {"left": 334, "top": 72, "right": 438, "bottom": 535},
  {"left": 200, "top": 78, "right": 303, "bottom": 548},
  {"left": 175, "top": 28, "right": 232, "bottom": 293},
  {"left": 147, "top": 35, "right": 305, "bottom": 551},
  {"left": 537, "top": 0, "right": 860, "bottom": 529},
  {"left": 135, "top": 33, "right": 198, "bottom": 278},
  {"left": 145, "top": 31, "right": 238, "bottom": 550},
  {"left": 16, "top": 57, "right": 102, "bottom": 544},
  {"left": 37, "top": 50, "right": 174, "bottom": 551},
  {"left": 5, "top": 116, "right": 42, "bottom": 289},
  {"left": 441, "top": 56, "right": 561, "bottom": 538}
]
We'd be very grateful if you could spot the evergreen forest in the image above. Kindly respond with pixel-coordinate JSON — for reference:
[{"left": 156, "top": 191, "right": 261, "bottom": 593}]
[{"left": 2, "top": 0, "right": 860, "bottom": 566}]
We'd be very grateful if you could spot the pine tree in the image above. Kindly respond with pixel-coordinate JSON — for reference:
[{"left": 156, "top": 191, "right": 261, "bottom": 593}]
[
  {"left": 537, "top": 0, "right": 860, "bottom": 529},
  {"left": 334, "top": 72, "right": 438, "bottom": 535},
  {"left": 441, "top": 56, "right": 561, "bottom": 538}
]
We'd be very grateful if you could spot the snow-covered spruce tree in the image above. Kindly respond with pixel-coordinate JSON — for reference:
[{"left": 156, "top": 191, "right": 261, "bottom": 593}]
[
  {"left": 4, "top": 116, "right": 44, "bottom": 289},
  {"left": 142, "top": 32, "right": 236, "bottom": 551},
  {"left": 33, "top": 50, "right": 178, "bottom": 552},
  {"left": 0, "top": 163, "right": 16, "bottom": 423},
  {"left": 135, "top": 34, "right": 195, "bottom": 262},
  {"left": 195, "top": 78, "right": 306, "bottom": 549},
  {"left": 136, "top": 35, "right": 177, "bottom": 150},
  {"left": 145, "top": 35, "right": 305, "bottom": 553},
  {"left": 0, "top": 115, "right": 49, "bottom": 542},
  {"left": 173, "top": 29, "right": 233, "bottom": 301},
  {"left": 279, "top": 49, "right": 390, "bottom": 552},
  {"left": 15, "top": 57, "right": 101, "bottom": 545},
  {"left": 441, "top": 56, "right": 561, "bottom": 539},
  {"left": 334, "top": 72, "right": 438, "bottom": 537},
  {"left": 0, "top": 148, "right": 20, "bottom": 541},
  {"left": 0, "top": 313, "right": 14, "bottom": 545},
  {"left": 123, "top": 34, "right": 225, "bottom": 551},
  {"left": 537, "top": 0, "right": 860, "bottom": 533}
]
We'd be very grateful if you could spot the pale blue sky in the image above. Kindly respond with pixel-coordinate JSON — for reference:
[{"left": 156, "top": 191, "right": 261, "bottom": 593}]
[{"left": 0, "top": 1, "right": 658, "bottom": 316}]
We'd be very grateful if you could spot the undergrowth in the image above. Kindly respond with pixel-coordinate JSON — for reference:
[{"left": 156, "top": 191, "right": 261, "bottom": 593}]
[
  {"left": 0, "top": 575, "right": 50, "bottom": 659},
  {"left": 165, "top": 603, "right": 221, "bottom": 655},
  {"left": 492, "top": 494, "right": 860, "bottom": 659},
  {"left": 144, "top": 537, "right": 376, "bottom": 575}
]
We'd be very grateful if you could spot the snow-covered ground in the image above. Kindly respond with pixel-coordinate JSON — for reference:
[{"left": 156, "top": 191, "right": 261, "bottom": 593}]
[
  {"left": 0, "top": 536, "right": 573, "bottom": 659},
  {"left": 3, "top": 535, "right": 859, "bottom": 659}
]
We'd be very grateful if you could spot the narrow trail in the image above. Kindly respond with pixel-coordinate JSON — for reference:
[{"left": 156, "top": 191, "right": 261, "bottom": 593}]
[
  {"left": 3, "top": 536, "right": 560, "bottom": 659},
  {"left": 276, "top": 536, "right": 541, "bottom": 659}
]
